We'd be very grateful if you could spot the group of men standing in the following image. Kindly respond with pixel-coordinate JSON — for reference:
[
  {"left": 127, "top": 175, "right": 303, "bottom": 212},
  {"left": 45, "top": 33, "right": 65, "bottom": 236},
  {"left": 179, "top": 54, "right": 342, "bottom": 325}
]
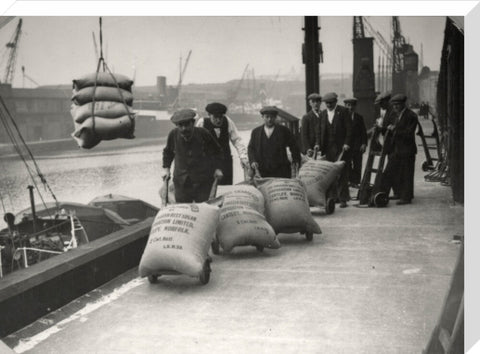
[{"left": 162, "top": 90, "right": 419, "bottom": 207}]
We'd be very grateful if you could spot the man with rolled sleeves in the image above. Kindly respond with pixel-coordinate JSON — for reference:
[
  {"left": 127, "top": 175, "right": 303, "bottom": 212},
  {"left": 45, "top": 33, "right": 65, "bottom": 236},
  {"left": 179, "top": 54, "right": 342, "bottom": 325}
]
[
  {"left": 344, "top": 97, "right": 367, "bottom": 188},
  {"left": 300, "top": 93, "right": 322, "bottom": 157},
  {"left": 248, "top": 106, "right": 301, "bottom": 178},
  {"left": 162, "top": 108, "right": 224, "bottom": 203},
  {"left": 318, "top": 92, "right": 352, "bottom": 208},
  {"left": 381, "top": 94, "right": 419, "bottom": 205},
  {"left": 196, "top": 102, "right": 248, "bottom": 185}
]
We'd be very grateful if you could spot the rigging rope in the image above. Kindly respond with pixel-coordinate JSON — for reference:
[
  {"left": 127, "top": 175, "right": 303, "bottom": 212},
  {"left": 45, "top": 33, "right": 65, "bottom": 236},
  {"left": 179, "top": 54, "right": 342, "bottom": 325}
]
[
  {"left": 89, "top": 17, "right": 135, "bottom": 137},
  {"left": 0, "top": 95, "right": 57, "bottom": 219}
]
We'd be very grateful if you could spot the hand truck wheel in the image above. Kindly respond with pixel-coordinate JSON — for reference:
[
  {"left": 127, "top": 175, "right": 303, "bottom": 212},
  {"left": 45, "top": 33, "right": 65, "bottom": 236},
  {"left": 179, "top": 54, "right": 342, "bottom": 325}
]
[
  {"left": 305, "top": 231, "right": 313, "bottom": 242},
  {"left": 148, "top": 274, "right": 159, "bottom": 284},
  {"left": 255, "top": 245, "right": 264, "bottom": 252},
  {"left": 422, "top": 161, "right": 431, "bottom": 172},
  {"left": 211, "top": 237, "right": 220, "bottom": 255},
  {"left": 373, "top": 192, "right": 389, "bottom": 207},
  {"left": 199, "top": 259, "right": 211, "bottom": 285},
  {"left": 325, "top": 198, "right": 336, "bottom": 215}
]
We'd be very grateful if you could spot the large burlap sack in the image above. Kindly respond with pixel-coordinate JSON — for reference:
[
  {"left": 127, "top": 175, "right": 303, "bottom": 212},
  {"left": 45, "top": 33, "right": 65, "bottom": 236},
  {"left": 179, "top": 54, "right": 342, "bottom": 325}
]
[
  {"left": 255, "top": 178, "right": 321, "bottom": 235},
  {"left": 297, "top": 159, "right": 345, "bottom": 206},
  {"left": 72, "top": 86, "right": 133, "bottom": 106},
  {"left": 216, "top": 185, "right": 279, "bottom": 252},
  {"left": 73, "top": 72, "right": 134, "bottom": 91},
  {"left": 71, "top": 101, "right": 134, "bottom": 123},
  {"left": 138, "top": 203, "right": 220, "bottom": 278},
  {"left": 72, "top": 115, "right": 135, "bottom": 149}
]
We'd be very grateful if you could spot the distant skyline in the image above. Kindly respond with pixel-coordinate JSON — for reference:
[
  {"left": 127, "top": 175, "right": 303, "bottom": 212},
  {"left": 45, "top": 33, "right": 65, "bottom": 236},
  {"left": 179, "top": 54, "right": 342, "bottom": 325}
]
[{"left": 0, "top": 16, "right": 446, "bottom": 88}]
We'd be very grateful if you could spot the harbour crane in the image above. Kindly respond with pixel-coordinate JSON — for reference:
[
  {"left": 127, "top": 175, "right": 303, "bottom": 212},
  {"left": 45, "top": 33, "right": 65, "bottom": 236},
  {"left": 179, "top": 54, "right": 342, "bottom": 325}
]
[
  {"left": 21, "top": 66, "right": 40, "bottom": 88},
  {"left": 3, "top": 18, "right": 22, "bottom": 85},
  {"left": 171, "top": 49, "right": 192, "bottom": 110},
  {"left": 227, "top": 64, "right": 249, "bottom": 108}
]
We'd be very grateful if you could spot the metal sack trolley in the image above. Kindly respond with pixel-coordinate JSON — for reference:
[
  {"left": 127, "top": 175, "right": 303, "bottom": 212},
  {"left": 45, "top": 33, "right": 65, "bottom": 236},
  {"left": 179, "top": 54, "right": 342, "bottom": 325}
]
[{"left": 356, "top": 128, "right": 390, "bottom": 208}]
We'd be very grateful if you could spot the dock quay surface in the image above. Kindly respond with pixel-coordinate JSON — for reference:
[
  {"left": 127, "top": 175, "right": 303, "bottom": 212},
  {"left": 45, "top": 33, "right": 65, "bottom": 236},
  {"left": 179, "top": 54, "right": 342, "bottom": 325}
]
[{"left": 2, "top": 122, "right": 464, "bottom": 354}]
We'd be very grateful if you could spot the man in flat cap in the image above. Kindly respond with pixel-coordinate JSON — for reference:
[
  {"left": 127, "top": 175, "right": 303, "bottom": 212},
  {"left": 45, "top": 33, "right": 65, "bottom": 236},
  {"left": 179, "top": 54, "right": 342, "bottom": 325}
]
[
  {"left": 344, "top": 97, "right": 367, "bottom": 188},
  {"left": 381, "top": 94, "right": 419, "bottom": 205},
  {"left": 248, "top": 106, "right": 301, "bottom": 178},
  {"left": 318, "top": 92, "right": 352, "bottom": 208},
  {"left": 300, "top": 93, "right": 322, "bottom": 157},
  {"left": 163, "top": 108, "right": 224, "bottom": 203},
  {"left": 196, "top": 102, "right": 248, "bottom": 185}
]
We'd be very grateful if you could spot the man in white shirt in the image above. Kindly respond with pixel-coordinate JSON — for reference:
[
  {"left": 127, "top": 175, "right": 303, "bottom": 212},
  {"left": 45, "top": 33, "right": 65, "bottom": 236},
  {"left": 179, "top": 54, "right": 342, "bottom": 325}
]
[
  {"left": 318, "top": 92, "right": 352, "bottom": 208},
  {"left": 196, "top": 102, "right": 248, "bottom": 185}
]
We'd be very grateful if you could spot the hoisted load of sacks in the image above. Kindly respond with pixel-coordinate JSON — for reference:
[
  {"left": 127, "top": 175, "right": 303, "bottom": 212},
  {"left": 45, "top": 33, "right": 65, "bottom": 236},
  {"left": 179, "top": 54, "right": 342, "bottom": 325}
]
[
  {"left": 254, "top": 178, "right": 321, "bottom": 240},
  {"left": 70, "top": 72, "right": 136, "bottom": 149},
  {"left": 214, "top": 184, "right": 280, "bottom": 253},
  {"left": 138, "top": 202, "right": 220, "bottom": 285},
  {"left": 297, "top": 158, "right": 345, "bottom": 214}
]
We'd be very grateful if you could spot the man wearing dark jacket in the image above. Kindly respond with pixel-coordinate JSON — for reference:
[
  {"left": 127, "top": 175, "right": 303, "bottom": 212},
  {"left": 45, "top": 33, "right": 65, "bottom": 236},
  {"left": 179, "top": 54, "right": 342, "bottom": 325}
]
[
  {"left": 381, "top": 94, "right": 419, "bottom": 205},
  {"left": 162, "top": 108, "right": 224, "bottom": 203},
  {"left": 344, "top": 97, "right": 367, "bottom": 187},
  {"left": 300, "top": 93, "right": 322, "bottom": 157},
  {"left": 248, "top": 106, "right": 301, "bottom": 178},
  {"left": 318, "top": 92, "right": 352, "bottom": 208}
]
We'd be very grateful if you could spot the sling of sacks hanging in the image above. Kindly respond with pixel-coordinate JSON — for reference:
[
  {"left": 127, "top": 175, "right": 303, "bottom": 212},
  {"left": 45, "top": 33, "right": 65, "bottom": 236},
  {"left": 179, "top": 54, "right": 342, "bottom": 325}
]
[
  {"left": 139, "top": 203, "right": 220, "bottom": 279},
  {"left": 216, "top": 184, "right": 280, "bottom": 253},
  {"left": 70, "top": 72, "right": 135, "bottom": 149},
  {"left": 297, "top": 158, "right": 345, "bottom": 206},
  {"left": 255, "top": 178, "right": 321, "bottom": 235}
]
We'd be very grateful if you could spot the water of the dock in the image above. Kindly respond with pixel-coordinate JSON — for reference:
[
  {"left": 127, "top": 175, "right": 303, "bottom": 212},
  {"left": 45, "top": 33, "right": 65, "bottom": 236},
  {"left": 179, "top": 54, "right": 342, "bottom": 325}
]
[{"left": 3, "top": 120, "right": 463, "bottom": 354}]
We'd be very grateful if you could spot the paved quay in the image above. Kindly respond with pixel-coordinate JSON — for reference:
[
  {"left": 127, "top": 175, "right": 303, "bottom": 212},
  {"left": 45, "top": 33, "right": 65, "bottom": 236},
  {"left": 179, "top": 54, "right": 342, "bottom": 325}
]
[{"left": 4, "top": 127, "right": 463, "bottom": 354}]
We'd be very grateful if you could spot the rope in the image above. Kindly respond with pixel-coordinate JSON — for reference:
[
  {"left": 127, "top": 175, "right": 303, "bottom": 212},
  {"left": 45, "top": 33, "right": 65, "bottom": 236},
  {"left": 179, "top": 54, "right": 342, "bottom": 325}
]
[
  {"left": 89, "top": 16, "right": 135, "bottom": 137},
  {"left": 0, "top": 96, "right": 57, "bottom": 218}
]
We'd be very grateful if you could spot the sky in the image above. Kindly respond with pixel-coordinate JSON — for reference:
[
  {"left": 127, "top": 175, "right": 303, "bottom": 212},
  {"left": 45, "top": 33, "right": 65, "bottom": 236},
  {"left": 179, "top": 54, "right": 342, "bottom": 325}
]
[{"left": 0, "top": 15, "right": 446, "bottom": 88}]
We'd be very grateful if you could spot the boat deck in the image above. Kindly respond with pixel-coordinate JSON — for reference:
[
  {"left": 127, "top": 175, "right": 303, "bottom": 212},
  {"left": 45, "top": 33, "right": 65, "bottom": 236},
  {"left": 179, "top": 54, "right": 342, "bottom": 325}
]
[{"left": 3, "top": 121, "right": 463, "bottom": 353}]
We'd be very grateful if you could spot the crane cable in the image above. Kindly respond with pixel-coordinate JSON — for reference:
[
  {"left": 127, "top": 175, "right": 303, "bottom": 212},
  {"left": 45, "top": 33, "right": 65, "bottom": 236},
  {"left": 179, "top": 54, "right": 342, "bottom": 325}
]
[
  {"left": 90, "top": 17, "right": 135, "bottom": 138},
  {"left": 0, "top": 95, "right": 57, "bottom": 218}
]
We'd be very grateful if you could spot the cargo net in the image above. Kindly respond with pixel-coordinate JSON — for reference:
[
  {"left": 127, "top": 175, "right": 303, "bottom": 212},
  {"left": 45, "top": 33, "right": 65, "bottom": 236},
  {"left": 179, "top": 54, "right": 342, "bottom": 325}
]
[{"left": 70, "top": 17, "right": 136, "bottom": 149}]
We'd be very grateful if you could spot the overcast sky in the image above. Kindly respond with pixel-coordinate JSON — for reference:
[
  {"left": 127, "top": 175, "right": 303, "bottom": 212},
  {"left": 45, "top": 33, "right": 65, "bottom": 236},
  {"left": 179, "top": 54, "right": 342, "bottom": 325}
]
[{"left": 0, "top": 16, "right": 446, "bottom": 88}]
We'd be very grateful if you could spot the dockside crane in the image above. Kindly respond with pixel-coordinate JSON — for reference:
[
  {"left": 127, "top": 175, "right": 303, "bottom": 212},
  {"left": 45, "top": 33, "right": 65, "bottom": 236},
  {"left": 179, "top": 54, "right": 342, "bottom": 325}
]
[
  {"left": 362, "top": 16, "right": 393, "bottom": 91},
  {"left": 21, "top": 66, "right": 40, "bottom": 88},
  {"left": 3, "top": 18, "right": 22, "bottom": 85},
  {"left": 227, "top": 64, "right": 249, "bottom": 108},
  {"left": 171, "top": 49, "right": 192, "bottom": 110}
]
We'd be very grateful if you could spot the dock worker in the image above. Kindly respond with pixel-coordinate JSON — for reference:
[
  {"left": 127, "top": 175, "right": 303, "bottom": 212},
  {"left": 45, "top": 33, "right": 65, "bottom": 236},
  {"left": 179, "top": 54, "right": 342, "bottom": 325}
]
[
  {"left": 162, "top": 108, "right": 224, "bottom": 203},
  {"left": 196, "top": 102, "right": 248, "bottom": 185},
  {"left": 248, "top": 106, "right": 301, "bottom": 178},
  {"left": 318, "top": 92, "right": 352, "bottom": 208},
  {"left": 344, "top": 97, "right": 367, "bottom": 188},
  {"left": 300, "top": 93, "right": 322, "bottom": 157},
  {"left": 381, "top": 94, "right": 419, "bottom": 205},
  {"left": 374, "top": 91, "right": 400, "bottom": 199}
]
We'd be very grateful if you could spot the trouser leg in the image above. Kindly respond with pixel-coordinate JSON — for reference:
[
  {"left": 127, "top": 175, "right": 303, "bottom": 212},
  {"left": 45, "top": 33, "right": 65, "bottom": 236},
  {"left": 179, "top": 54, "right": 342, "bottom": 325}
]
[
  {"left": 192, "top": 179, "right": 214, "bottom": 203},
  {"left": 398, "top": 155, "right": 416, "bottom": 201},
  {"left": 350, "top": 151, "right": 363, "bottom": 185},
  {"left": 174, "top": 178, "right": 194, "bottom": 203}
]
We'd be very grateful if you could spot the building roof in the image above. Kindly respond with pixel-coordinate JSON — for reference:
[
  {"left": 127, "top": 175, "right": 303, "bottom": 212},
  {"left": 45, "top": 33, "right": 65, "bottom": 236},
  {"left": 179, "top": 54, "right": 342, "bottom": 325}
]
[
  {"left": 449, "top": 16, "right": 464, "bottom": 34},
  {"left": 12, "top": 87, "right": 71, "bottom": 99},
  {"left": 276, "top": 107, "right": 299, "bottom": 122}
]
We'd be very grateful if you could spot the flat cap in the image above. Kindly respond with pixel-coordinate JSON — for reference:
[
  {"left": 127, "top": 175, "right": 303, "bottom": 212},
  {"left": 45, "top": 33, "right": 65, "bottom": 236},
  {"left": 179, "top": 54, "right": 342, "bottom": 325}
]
[
  {"left": 260, "top": 106, "right": 278, "bottom": 115},
  {"left": 171, "top": 108, "right": 197, "bottom": 124},
  {"left": 374, "top": 92, "right": 391, "bottom": 104},
  {"left": 344, "top": 97, "right": 358, "bottom": 104},
  {"left": 390, "top": 93, "right": 407, "bottom": 103},
  {"left": 205, "top": 102, "right": 227, "bottom": 115},
  {"left": 323, "top": 92, "right": 338, "bottom": 103},
  {"left": 307, "top": 93, "right": 322, "bottom": 101}
]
